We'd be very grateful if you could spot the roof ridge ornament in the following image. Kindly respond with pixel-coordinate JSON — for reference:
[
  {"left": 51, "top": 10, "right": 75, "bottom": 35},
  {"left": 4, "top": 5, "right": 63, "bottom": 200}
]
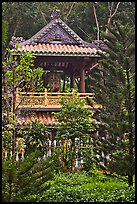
[{"left": 51, "top": 9, "right": 60, "bottom": 20}]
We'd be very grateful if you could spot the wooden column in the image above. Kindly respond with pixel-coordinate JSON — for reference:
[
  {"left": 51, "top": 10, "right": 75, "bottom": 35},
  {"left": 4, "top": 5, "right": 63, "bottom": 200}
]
[
  {"left": 79, "top": 68, "right": 85, "bottom": 93},
  {"left": 70, "top": 73, "right": 75, "bottom": 89}
]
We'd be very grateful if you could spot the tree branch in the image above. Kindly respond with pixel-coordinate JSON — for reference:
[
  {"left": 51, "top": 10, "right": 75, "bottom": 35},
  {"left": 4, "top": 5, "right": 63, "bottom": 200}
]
[
  {"left": 39, "top": 8, "right": 48, "bottom": 24},
  {"left": 106, "top": 2, "right": 120, "bottom": 32},
  {"left": 111, "top": 2, "right": 120, "bottom": 19},
  {"left": 65, "top": 2, "right": 75, "bottom": 22},
  {"left": 77, "top": 25, "right": 90, "bottom": 38},
  {"left": 93, "top": 4, "right": 100, "bottom": 40}
]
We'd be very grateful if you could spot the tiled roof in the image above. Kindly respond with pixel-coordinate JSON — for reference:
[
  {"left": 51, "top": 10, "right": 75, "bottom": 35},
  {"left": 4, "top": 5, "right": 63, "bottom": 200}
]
[
  {"left": 16, "top": 111, "right": 101, "bottom": 126},
  {"left": 11, "top": 14, "right": 102, "bottom": 56},
  {"left": 16, "top": 112, "right": 58, "bottom": 126},
  {"left": 19, "top": 18, "right": 90, "bottom": 47},
  {"left": 14, "top": 43, "right": 99, "bottom": 57}
]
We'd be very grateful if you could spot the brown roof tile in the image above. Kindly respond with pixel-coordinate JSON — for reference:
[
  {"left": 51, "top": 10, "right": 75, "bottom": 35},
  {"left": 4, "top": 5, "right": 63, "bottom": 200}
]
[
  {"left": 15, "top": 43, "right": 99, "bottom": 57},
  {"left": 16, "top": 111, "right": 102, "bottom": 127},
  {"left": 17, "top": 112, "right": 58, "bottom": 126}
]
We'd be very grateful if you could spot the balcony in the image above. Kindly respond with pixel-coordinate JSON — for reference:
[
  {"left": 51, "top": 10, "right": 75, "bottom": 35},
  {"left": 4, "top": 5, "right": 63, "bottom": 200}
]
[{"left": 14, "top": 88, "right": 102, "bottom": 110}]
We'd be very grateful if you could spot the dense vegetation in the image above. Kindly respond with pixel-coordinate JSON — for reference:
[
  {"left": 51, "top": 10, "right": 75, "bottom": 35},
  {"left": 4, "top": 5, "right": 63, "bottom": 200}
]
[
  {"left": 2, "top": 2, "right": 135, "bottom": 202},
  {"left": 2, "top": 167, "right": 135, "bottom": 202},
  {"left": 41, "top": 172, "right": 135, "bottom": 202}
]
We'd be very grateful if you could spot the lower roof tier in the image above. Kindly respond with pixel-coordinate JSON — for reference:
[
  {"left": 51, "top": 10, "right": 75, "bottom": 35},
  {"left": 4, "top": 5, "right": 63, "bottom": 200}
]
[
  {"left": 16, "top": 110, "right": 102, "bottom": 126},
  {"left": 16, "top": 112, "right": 58, "bottom": 126},
  {"left": 12, "top": 43, "right": 101, "bottom": 57}
]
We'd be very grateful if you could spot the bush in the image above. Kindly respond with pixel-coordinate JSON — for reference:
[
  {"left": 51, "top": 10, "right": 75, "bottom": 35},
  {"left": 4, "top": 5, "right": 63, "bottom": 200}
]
[{"left": 40, "top": 172, "right": 135, "bottom": 202}]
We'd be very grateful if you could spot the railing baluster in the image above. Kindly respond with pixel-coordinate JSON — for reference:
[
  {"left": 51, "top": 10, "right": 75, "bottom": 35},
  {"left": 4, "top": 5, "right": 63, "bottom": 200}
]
[
  {"left": 16, "top": 152, "right": 19, "bottom": 161},
  {"left": 5, "top": 150, "right": 7, "bottom": 158},
  {"left": 45, "top": 88, "right": 48, "bottom": 106},
  {"left": 15, "top": 88, "right": 20, "bottom": 109},
  {"left": 54, "top": 140, "right": 57, "bottom": 147},
  {"left": 22, "top": 152, "right": 25, "bottom": 160}
]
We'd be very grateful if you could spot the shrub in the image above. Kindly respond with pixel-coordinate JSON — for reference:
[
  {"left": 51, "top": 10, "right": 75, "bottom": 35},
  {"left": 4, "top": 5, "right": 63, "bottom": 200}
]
[{"left": 40, "top": 172, "right": 135, "bottom": 202}]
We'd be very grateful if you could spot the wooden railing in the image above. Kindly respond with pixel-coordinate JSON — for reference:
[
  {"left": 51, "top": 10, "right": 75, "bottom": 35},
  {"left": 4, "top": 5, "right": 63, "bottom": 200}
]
[
  {"left": 15, "top": 88, "right": 95, "bottom": 109},
  {"left": 3, "top": 137, "right": 97, "bottom": 162}
]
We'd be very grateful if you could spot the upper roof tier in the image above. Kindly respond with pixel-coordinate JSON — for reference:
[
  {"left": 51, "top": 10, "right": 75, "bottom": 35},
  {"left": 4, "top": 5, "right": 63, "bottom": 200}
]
[
  {"left": 19, "top": 10, "right": 95, "bottom": 48},
  {"left": 11, "top": 10, "right": 104, "bottom": 57}
]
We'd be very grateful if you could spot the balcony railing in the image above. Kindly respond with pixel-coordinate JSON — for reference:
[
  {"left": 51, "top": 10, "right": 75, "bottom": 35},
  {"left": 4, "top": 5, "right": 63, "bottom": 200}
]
[{"left": 14, "top": 88, "right": 101, "bottom": 109}]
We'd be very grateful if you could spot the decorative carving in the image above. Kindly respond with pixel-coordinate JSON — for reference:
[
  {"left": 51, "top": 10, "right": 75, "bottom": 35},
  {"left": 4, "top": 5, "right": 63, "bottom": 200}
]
[
  {"left": 10, "top": 36, "right": 25, "bottom": 48},
  {"left": 15, "top": 92, "right": 95, "bottom": 109},
  {"left": 18, "top": 96, "right": 45, "bottom": 108},
  {"left": 37, "top": 25, "right": 77, "bottom": 44},
  {"left": 51, "top": 9, "right": 60, "bottom": 20},
  {"left": 48, "top": 98, "right": 61, "bottom": 105},
  {"left": 47, "top": 71, "right": 61, "bottom": 92}
]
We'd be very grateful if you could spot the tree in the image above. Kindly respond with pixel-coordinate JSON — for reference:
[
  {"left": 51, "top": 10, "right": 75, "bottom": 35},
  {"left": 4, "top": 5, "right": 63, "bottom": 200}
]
[
  {"left": 54, "top": 90, "right": 98, "bottom": 172},
  {"left": 91, "top": 21, "right": 135, "bottom": 186},
  {"left": 2, "top": 49, "right": 44, "bottom": 161},
  {"left": 2, "top": 151, "right": 54, "bottom": 202}
]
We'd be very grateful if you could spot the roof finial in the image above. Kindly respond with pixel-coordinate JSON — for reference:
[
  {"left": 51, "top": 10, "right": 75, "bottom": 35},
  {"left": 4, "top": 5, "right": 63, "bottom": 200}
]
[{"left": 51, "top": 9, "right": 60, "bottom": 20}]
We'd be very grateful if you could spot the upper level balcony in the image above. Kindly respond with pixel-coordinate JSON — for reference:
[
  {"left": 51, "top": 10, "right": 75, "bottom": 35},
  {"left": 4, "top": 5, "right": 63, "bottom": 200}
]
[{"left": 14, "top": 88, "right": 102, "bottom": 111}]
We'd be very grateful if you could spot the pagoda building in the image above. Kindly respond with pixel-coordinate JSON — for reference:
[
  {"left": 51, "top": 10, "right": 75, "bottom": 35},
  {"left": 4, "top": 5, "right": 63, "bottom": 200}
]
[{"left": 10, "top": 10, "right": 103, "bottom": 160}]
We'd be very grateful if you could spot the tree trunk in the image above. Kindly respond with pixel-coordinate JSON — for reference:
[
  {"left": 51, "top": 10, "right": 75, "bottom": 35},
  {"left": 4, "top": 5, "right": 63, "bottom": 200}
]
[
  {"left": 126, "top": 65, "right": 134, "bottom": 186},
  {"left": 12, "top": 65, "right": 16, "bottom": 161},
  {"left": 70, "top": 137, "right": 75, "bottom": 172},
  {"left": 9, "top": 174, "right": 12, "bottom": 202},
  {"left": 127, "top": 112, "right": 134, "bottom": 186},
  {"left": 12, "top": 90, "right": 16, "bottom": 160}
]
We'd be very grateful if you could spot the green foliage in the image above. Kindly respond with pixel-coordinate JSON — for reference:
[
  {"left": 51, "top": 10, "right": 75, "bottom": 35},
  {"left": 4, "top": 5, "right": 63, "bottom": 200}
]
[
  {"left": 87, "top": 21, "right": 135, "bottom": 185},
  {"left": 2, "top": 20, "right": 8, "bottom": 49},
  {"left": 21, "top": 121, "right": 50, "bottom": 155},
  {"left": 54, "top": 90, "right": 97, "bottom": 171},
  {"left": 3, "top": 50, "right": 44, "bottom": 92},
  {"left": 101, "top": 22, "right": 135, "bottom": 181},
  {"left": 2, "top": 112, "right": 15, "bottom": 157},
  {"left": 18, "top": 121, "right": 61, "bottom": 173},
  {"left": 108, "top": 150, "right": 135, "bottom": 176},
  {"left": 40, "top": 173, "right": 135, "bottom": 202},
  {"left": 55, "top": 90, "right": 97, "bottom": 140},
  {"left": 2, "top": 151, "right": 54, "bottom": 202},
  {"left": 2, "top": 50, "right": 44, "bottom": 160},
  {"left": 32, "top": 67, "right": 44, "bottom": 91}
]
